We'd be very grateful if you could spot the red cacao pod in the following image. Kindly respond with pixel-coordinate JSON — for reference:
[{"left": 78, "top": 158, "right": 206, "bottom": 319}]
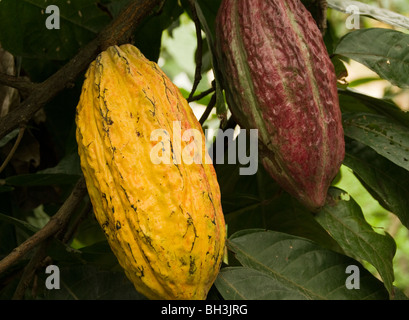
[{"left": 215, "top": 0, "right": 345, "bottom": 210}]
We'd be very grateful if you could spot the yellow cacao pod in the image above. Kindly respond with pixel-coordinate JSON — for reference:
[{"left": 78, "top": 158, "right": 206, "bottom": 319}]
[{"left": 75, "top": 44, "right": 226, "bottom": 300}]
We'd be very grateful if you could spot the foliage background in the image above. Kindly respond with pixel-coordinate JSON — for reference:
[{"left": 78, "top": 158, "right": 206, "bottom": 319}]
[{"left": 0, "top": 0, "right": 408, "bottom": 299}]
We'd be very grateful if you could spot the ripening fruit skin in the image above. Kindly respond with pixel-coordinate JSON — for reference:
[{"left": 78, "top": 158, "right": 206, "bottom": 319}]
[
  {"left": 75, "top": 44, "right": 226, "bottom": 300},
  {"left": 215, "top": 0, "right": 345, "bottom": 211}
]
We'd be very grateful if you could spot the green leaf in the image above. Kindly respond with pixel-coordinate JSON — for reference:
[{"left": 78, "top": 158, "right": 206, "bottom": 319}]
[
  {"left": 327, "top": 0, "right": 409, "bottom": 30},
  {"left": 343, "top": 138, "right": 409, "bottom": 229},
  {"left": 339, "top": 90, "right": 378, "bottom": 115},
  {"left": 0, "top": 185, "right": 14, "bottom": 193},
  {"left": 77, "top": 241, "right": 120, "bottom": 268},
  {"left": 42, "top": 84, "right": 81, "bottom": 155},
  {"left": 223, "top": 192, "right": 343, "bottom": 253},
  {"left": 216, "top": 267, "right": 307, "bottom": 300},
  {"left": 348, "top": 77, "right": 383, "bottom": 88},
  {"left": 194, "top": 0, "right": 222, "bottom": 38},
  {"left": 217, "top": 229, "right": 389, "bottom": 300},
  {"left": 335, "top": 28, "right": 409, "bottom": 89},
  {"left": 393, "top": 287, "right": 409, "bottom": 300},
  {"left": 38, "top": 152, "right": 82, "bottom": 176},
  {"left": 0, "top": 212, "right": 39, "bottom": 234},
  {"left": 316, "top": 188, "right": 396, "bottom": 297},
  {"left": 0, "top": 0, "right": 112, "bottom": 61},
  {"left": 5, "top": 173, "right": 80, "bottom": 187},
  {"left": 105, "top": 0, "right": 133, "bottom": 18},
  {"left": 342, "top": 112, "right": 409, "bottom": 172},
  {"left": 0, "top": 128, "right": 20, "bottom": 148},
  {"left": 5, "top": 152, "right": 82, "bottom": 186},
  {"left": 133, "top": 0, "right": 184, "bottom": 62},
  {"left": 339, "top": 89, "right": 409, "bottom": 128}
]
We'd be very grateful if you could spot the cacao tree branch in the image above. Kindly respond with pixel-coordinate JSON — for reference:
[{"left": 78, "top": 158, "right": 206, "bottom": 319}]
[
  {"left": 0, "top": 0, "right": 162, "bottom": 140},
  {"left": 0, "top": 126, "right": 25, "bottom": 174},
  {"left": 199, "top": 93, "right": 216, "bottom": 125},
  {"left": 0, "top": 177, "right": 87, "bottom": 275},
  {"left": 187, "top": 0, "right": 204, "bottom": 101}
]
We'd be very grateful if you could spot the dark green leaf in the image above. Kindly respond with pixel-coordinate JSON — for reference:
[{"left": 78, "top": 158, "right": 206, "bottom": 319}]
[
  {"left": 217, "top": 229, "right": 389, "bottom": 300},
  {"left": 393, "top": 287, "right": 409, "bottom": 300},
  {"left": 5, "top": 174, "right": 80, "bottom": 187},
  {"left": 323, "top": 20, "right": 342, "bottom": 55},
  {"left": 343, "top": 112, "right": 409, "bottom": 172},
  {"left": 317, "top": 187, "right": 396, "bottom": 297},
  {"left": 0, "top": 129, "right": 20, "bottom": 148},
  {"left": 134, "top": 0, "right": 184, "bottom": 62},
  {"left": 194, "top": 0, "right": 222, "bottom": 38},
  {"left": 335, "top": 28, "right": 409, "bottom": 88},
  {"left": 43, "top": 84, "right": 82, "bottom": 156},
  {"left": 0, "top": 0, "right": 112, "bottom": 61},
  {"left": 5, "top": 152, "right": 82, "bottom": 186},
  {"left": 343, "top": 138, "right": 409, "bottom": 229},
  {"left": 216, "top": 267, "right": 307, "bottom": 300},
  {"left": 339, "top": 89, "right": 409, "bottom": 128},
  {"left": 328, "top": 0, "right": 409, "bottom": 30},
  {"left": 0, "top": 212, "right": 39, "bottom": 234},
  {"left": 339, "top": 90, "right": 378, "bottom": 115},
  {"left": 77, "top": 241, "right": 120, "bottom": 269},
  {"left": 105, "top": 0, "right": 132, "bottom": 18},
  {"left": 0, "top": 185, "right": 14, "bottom": 193},
  {"left": 38, "top": 152, "right": 82, "bottom": 176}
]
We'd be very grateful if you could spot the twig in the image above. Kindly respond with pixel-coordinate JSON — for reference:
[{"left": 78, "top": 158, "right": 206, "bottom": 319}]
[
  {"left": 187, "top": 0, "right": 204, "bottom": 102},
  {"left": 12, "top": 241, "right": 50, "bottom": 300},
  {"left": 0, "top": 126, "right": 25, "bottom": 174},
  {"left": 199, "top": 94, "right": 216, "bottom": 125},
  {"left": 0, "top": 177, "right": 87, "bottom": 275},
  {"left": 0, "top": 73, "right": 36, "bottom": 99},
  {"left": 0, "top": 0, "right": 162, "bottom": 140},
  {"left": 221, "top": 114, "right": 237, "bottom": 131},
  {"left": 188, "top": 81, "right": 215, "bottom": 103}
]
